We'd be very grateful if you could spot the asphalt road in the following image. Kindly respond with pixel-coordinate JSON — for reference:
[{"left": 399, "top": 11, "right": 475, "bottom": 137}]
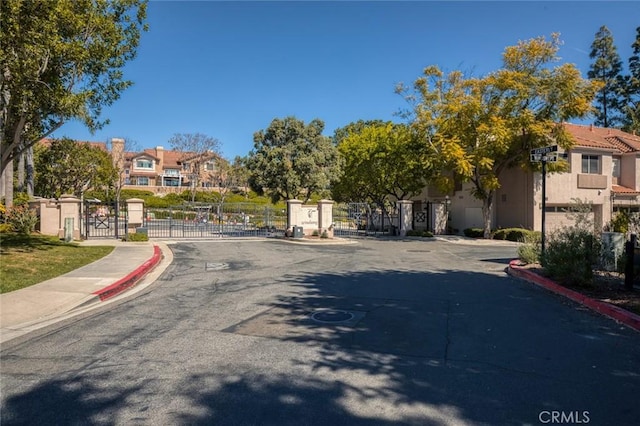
[{"left": 1, "top": 238, "right": 639, "bottom": 425}]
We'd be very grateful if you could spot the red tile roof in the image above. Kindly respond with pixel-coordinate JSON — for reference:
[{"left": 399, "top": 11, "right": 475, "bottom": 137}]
[
  {"left": 562, "top": 123, "right": 640, "bottom": 153},
  {"left": 612, "top": 184, "right": 640, "bottom": 195}
]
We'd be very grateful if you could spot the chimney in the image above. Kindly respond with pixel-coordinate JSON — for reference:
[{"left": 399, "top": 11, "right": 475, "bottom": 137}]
[
  {"left": 111, "top": 138, "right": 125, "bottom": 170},
  {"left": 155, "top": 146, "right": 164, "bottom": 168},
  {"left": 589, "top": 124, "right": 593, "bottom": 132}
]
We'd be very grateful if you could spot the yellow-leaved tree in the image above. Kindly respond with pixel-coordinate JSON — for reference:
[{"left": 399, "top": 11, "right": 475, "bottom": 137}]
[{"left": 398, "top": 34, "right": 601, "bottom": 238}]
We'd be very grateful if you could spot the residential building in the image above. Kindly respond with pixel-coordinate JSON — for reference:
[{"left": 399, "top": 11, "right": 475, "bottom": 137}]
[
  {"left": 111, "top": 138, "right": 220, "bottom": 194},
  {"left": 413, "top": 123, "right": 640, "bottom": 234}
]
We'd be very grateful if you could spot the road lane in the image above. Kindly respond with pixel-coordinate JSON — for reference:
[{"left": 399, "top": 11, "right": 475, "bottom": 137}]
[{"left": 2, "top": 238, "right": 638, "bottom": 425}]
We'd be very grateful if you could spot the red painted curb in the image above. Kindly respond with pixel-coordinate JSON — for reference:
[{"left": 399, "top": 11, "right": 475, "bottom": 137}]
[
  {"left": 93, "top": 245, "right": 163, "bottom": 302},
  {"left": 508, "top": 260, "right": 640, "bottom": 332}
]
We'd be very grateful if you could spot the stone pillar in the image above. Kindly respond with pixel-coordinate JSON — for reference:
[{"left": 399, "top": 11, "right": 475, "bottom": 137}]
[
  {"left": 397, "top": 200, "right": 413, "bottom": 237},
  {"left": 127, "top": 198, "right": 145, "bottom": 229},
  {"left": 287, "top": 199, "right": 303, "bottom": 235},
  {"left": 317, "top": 199, "right": 334, "bottom": 238},
  {"left": 57, "top": 194, "right": 81, "bottom": 240}
]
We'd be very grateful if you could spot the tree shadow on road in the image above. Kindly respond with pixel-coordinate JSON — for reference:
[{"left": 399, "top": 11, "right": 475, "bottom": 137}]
[
  {"left": 1, "top": 371, "right": 144, "bottom": 425},
  {"left": 2, "top": 267, "right": 639, "bottom": 425}
]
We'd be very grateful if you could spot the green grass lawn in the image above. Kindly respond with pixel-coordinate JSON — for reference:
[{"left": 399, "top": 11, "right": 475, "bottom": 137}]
[{"left": 0, "top": 233, "right": 114, "bottom": 293}]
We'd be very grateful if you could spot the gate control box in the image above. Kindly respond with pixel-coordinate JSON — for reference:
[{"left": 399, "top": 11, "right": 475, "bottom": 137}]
[{"left": 293, "top": 226, "right": 304, "bottom": 238}]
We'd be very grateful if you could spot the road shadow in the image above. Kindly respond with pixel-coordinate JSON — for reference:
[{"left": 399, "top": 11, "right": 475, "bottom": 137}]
[
  {"left": 3, "top": 266, "right": 639, "bottom": 425},
  {"left": 1, "top": 371, "right": 144, "bottom": 425}
]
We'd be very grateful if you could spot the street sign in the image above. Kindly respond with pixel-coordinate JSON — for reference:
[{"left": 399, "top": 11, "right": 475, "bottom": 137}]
[
  {"left": 530, "top": 145, "right": 558, "bottom": 156},
  {"left": 530, "top": 145, "right": 559, "bottom": 258},
  {"left": 530, "top": 145, "right": 559, "bottom": 163}
]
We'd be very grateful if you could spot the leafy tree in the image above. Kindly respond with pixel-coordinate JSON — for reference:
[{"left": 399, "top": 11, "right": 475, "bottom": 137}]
[
  {"left": 246, "top": 116, "right": 341, "bottom": 203},
  {"left": 588, "top": 25, "right": 624, "bottom": 128},
  {"left": 230, "top": 156, "right": 251, "bottom": 195},
  {"left": 398, "top": 34, "right": 600, "bottom": 238},
  {"left": 34, "top": 138, "right": 117, "bottom": 198},
  {"left": 619, "top": 27, "right": 640, "bottom": 133},
  {"left": 332, "top": 121, "right": 432, "bottom": 205},
  {"left": 331, "top": 119, "right": 386, "bottom": 146},
  {"left": 0, "top": 0, "right": 148, "bottom": 206},
  {"left": 168, "top": 133, "right": 222, "bottom": 203}
]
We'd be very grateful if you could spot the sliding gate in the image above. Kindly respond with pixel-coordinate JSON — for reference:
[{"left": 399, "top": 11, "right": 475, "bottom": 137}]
[
  {"left": 332, "top": 202, "right": 397, "bottom": 237},
  {"left": 143, "top": 203, "right": 286, "bottom": 239}
]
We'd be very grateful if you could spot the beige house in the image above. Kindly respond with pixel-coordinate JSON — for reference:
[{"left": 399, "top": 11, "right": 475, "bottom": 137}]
[
  {"left": 111, "top": 138, "right": 220, "bottom": 195},
  {"left": 413, "top": 123, "right": 640, "bottom": 234}
]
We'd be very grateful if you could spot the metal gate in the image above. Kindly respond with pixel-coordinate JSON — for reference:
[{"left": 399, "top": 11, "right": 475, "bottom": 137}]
[
  {"left": 83, "top": 199, "right": 128, "bottom": 239},
  {"left": 332, "top": 202, "right": 396, "bottom": 237},
  {"left": 143, "top": 202, "right": 287, "bottom": 239}
]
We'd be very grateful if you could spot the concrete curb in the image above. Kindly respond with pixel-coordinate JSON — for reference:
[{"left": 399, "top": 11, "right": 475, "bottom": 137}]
[
  {"left": 92, "top": 245, "right": 163, "bottom": 302},
  {"left": 507, "top": 259, "right": 640, "bottom": 332}
]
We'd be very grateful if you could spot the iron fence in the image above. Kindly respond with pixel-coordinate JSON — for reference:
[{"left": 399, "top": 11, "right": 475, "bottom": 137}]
[{"left": 142, "top": 202, "right": 287, "bottom": 239}]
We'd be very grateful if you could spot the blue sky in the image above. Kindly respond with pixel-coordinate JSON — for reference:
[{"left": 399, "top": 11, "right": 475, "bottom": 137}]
[{"left": 54, "top": 1, "right": 640, "bottom": 159}]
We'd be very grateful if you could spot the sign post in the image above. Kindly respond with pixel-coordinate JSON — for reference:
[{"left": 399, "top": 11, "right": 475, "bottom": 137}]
[{"left": 530, "top": 145, "right": 558, "bottom": 258}]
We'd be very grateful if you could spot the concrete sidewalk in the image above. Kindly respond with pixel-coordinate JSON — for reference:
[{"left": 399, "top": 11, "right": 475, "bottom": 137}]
[{"left": 0, "top": 240, "right": 169, "bottom": 345}]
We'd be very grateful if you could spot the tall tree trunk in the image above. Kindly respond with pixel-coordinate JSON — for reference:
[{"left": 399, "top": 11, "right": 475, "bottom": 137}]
[
  {"left": 26, "top": 146, "right": 34, "bottom": 196},
  {"left": 482, "top": 191, "right": 494, "bottom": 239},
  {"left": 17, "top": 151, "right": 25, "bottom": 192},
  {"left": 3, "top": 159, "right": 13, "bottom": 207}
]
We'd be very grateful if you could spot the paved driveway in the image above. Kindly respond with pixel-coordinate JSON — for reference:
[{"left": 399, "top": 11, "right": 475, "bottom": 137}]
[{"left": 1, "top": 238, "right": 639, "bottom": 425}]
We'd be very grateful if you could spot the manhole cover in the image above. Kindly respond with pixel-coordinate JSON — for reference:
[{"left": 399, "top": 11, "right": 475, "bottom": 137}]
[{"left": 311, "top": 310, "right": 355, "bottom": 324}]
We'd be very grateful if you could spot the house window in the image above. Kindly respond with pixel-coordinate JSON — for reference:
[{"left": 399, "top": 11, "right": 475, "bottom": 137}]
[
  {"left": 205, "top": 162, "right": 215, "bottom": 171},
  {"left": 137, "top": 177, "right": 149, "bottom": 186},
  {"left": 581, "top": 155, "right": 600, "bottom": 174},
  {"left": 136, "top": 159, "right": 153, "bottom": 169}
]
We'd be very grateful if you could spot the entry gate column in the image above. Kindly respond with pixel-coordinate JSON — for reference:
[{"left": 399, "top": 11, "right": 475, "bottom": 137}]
[{"left": 397, "top": 200, "right": 413, "bottom": 237}]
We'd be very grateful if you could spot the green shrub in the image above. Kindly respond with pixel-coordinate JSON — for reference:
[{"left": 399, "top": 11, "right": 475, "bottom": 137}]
[
  {"left": 422, "top": 230, "right": 434, "bottom": 237},
  {"left": 493, "top": 228, "right": 537, "bottom": 242},
  {"left": 517, "top": 232, "right": 541, "bottom": 264},
  {"left": 120, "top": 189, "right": 155, "bottom": 199},
  {"left": 13, "top": 192, "right": 31, "bottom": 206},
  {"left": 312, "top": 229, "right": 319, "bottom": 237},
  {"left": 5, "top": 204, "right": 38, "bottom": 234},
  {"left": 463, "top": 228, "right": 484, "bottom": 238},
  {"left": 608, "top": 211, "right": 629, "bottom": 234},
  {"left": 321, "top": 230, "right": 329, "bottom": 239},
  {"left": 124, "top": 232, "right": 149, "bottom": 242},
  {"left": 144, "top": 197, "right": 173, "bottom": 209},
  {"left": 542, "top": 227, "right": 601, "bottom": 287}
]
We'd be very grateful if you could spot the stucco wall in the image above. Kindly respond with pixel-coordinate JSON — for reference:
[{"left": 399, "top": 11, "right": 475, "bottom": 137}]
[{"left": 496, "top": 167, "right": 534, "bottom": 230}]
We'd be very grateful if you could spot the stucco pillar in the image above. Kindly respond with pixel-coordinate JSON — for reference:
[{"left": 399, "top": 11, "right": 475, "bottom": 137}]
[
  {"left": 28, "top": 198, "right": 54, "bottom": 236},
  {"left": 287, "top": 199, "right": 303, "bottom": 234},
  {"left": 397, "top": 200, "right": 413, "bottom": 237},
  {"left": 126, "top": 198, "right": 145, "bottom": 228},
  {"left": 317, "top": 199, "right": 334, "bottom": 238},
  {"left": 57, "top": 194, "right": 81, "bottom": 240}
]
